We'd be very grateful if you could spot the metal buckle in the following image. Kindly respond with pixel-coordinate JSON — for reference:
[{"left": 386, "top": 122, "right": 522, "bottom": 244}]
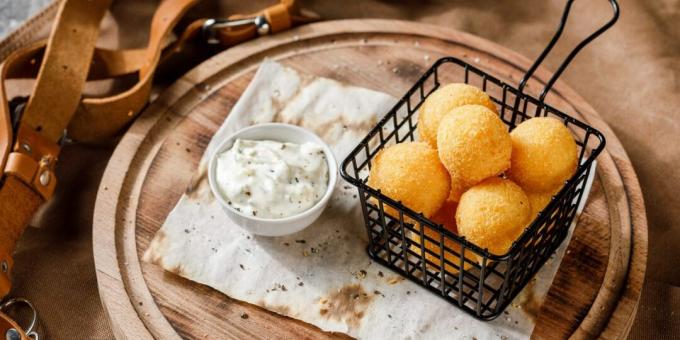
[
  {"left": 201, "top": 16, "right": 271, "bottom": 45},
  {"left": 0, "top": 297, "right": 38, "bottom": 339}
]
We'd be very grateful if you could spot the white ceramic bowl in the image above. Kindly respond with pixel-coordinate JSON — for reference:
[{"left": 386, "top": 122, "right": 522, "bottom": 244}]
[{"left": 208, "top": 123, "right": 337, "bottom": 237}]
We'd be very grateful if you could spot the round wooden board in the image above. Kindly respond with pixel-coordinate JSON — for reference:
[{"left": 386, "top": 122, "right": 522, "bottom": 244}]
[{"left": 93, "top": 20, "right": 647, "bottom": 340}]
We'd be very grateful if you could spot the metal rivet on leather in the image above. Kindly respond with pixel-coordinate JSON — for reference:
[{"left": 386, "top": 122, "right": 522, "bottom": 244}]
[
  {"left": 39, "top": 171, "right": 50, "bottom": 186},
  {"left": 255, "top": 16, "right": 270, "bottom": 35},
  {"left": 257, "top": 23, "right": 271, "bottom": 36},
  {"left": 40, "top": 156, "right": 52, "bottom": 167},
  {"left": 20, "top": 143, "right": 31, "bottom": 154},
  {"left": 1, "top": 261, "right": 6, "bottom": 273}
]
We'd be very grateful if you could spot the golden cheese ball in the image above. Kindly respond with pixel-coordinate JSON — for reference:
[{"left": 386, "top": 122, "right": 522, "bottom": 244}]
[
  {"left": 526, "top": 189, "right": 556, "bottom": 221},
  {"left": 408, "top": 201, "right": 475, "bottom": 272},
  {"left": 367, "top": 142, "right": 450, "bottom": 219},
  {"left": 431, "top": 200, "right": 458, "bottom": 233},
  {"left": 456, "top": 177, "right": 531, "bottom": 256},
  {"left": 408, "top": 230, "right": 474, "bottom": 273},
  {"left": 418, "top": 83, "right": 497, "bottom": 148},
  {"left": 448, "top": 172, "right": 473, "bottom": 203},
  {"left": 509, "top": 117, "right": 578, "bottom": 192},
  {"left": 437, "top": 105, "right": 512, "bottom": 191}
]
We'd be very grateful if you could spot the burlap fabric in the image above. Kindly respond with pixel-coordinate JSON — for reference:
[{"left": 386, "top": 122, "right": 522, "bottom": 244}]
[{"left": 1, "top": 0, "right": 678, "bottom": 339}]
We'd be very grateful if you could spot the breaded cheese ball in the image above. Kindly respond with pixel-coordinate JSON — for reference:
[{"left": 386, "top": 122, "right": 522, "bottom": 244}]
[
  {"left": 408, "top": 201, "right": 474, "bottom": 272},
  {"left": 367, "top": 142, "right": 450, "bottom": 218},
  {"left": 509, "top": 117, "right": 578, "bottom": 192},
  {"left": 409, "top": 229, "right": 474, "bottom": 273},
  {"left": 430, "top": 200, "right": 458, "bottom": 233},
  {"left": 448, "top": 171, "right": 473, "bottom": 203},
  {"left": 437, "top": 104, "right": 512, "bottom": 199},
  {"left": 456, "top": 177, "right": 531, "bottom": 256},
  {"left": 418, "top": 83, "right": 497, "bottom": 148},
  {"left": 526, "top": 189, "right": 556, "bottom": 220}
]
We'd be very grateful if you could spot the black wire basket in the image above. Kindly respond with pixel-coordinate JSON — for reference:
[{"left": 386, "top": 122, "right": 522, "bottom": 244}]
[{"left": 340, "top": 0, "right": 619, "bottom": 320}]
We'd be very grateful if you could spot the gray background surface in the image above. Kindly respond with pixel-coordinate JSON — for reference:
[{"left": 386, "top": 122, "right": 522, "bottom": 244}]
[{"left": 0, "top": 0, "right": 51, "bottom": 38}]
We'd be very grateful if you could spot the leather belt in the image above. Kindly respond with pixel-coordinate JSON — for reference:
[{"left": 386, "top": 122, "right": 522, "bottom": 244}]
[{"left": 0, "top": 0, "right": 312, "bottom": 336}]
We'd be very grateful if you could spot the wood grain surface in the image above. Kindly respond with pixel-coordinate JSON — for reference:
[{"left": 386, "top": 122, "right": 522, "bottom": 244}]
[{"left": 93, "top": 20, "right": 647, "bottom": 339}]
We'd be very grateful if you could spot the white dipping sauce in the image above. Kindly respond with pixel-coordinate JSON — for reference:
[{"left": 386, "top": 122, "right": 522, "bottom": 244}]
[{"left": 214, "top": 139, "right": 329, "bottom": 219}]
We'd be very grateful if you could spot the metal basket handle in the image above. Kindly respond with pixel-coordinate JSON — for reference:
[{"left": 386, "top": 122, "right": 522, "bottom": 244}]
[{"left": 516, "top": 0, "right": 620, "bottom": 103}]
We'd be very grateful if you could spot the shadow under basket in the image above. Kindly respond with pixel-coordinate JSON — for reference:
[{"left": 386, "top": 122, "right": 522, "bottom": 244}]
[{"left": 339, "top": 57, "right": 606, "bottom": 320}]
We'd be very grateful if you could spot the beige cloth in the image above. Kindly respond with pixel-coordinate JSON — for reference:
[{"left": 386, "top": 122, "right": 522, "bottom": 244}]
[{"left": 2, "top": 0, "right": 678, "bottom": 339}]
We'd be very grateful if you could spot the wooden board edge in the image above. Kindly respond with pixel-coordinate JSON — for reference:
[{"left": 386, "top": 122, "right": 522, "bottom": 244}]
[
  {"left": 93, "top": 132, "right": 156, "bottom": 339},
  {"left": 600, "top": 157, "right": 648, "bottom": 339},
  {"left": 91, "top": 19, "right": 648, "bottom": 339},
  {"left": 548, "top": 76, "right": 648, "bottom": 340},
  {"left": 93, "top": 78, "right": 198, "bottom": 339}
]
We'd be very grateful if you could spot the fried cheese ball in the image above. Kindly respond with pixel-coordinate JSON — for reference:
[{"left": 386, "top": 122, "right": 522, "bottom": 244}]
[
  {"left": 367, "top": 142, "right": 450, "bottom": 219},
  {"left": 509, "top": 117, "right": 578, "bottom": 192},
  {"left": 456, "top": 177, "right": 531, "bottom": 256},
  {"left": 430, "top": 200, "right": 458, "bottom": 233},
  {"left": 526, "top": 189, "right": 556, "bottom": 221},
  {"left": 418, "top": 83, "right": 497, "bottom": 148},
  {"left": 437, "top": 104, "right": 512, "bottom": 200},
  {"left": 448, "top": 171, "right": 473, "bottom": 202},
  {"left": 408, "top": 201, "right": 475, "bottom": 272}
]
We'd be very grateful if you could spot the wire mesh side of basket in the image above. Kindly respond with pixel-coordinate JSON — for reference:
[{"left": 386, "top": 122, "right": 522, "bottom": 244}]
[{"left": 340, "top": 57, "right": 605, "bottom": 319}]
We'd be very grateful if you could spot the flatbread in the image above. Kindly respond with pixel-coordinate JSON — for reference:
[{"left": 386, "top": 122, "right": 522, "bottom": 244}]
[{"left": 144, "top": 60, "right": 594, "bottom": 339}]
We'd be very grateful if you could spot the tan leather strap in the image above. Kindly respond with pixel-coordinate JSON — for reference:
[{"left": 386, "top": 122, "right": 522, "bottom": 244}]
[
  {"left": 0, "top": 0, "right": 167, "bottom": 302},
  {"left": 0, "top": 176, "right": 43, "bottom": 298},
  {"left": 5, "top": 41, "right": 145, "bottom": 80},
  {"left": 3, "top": 0, "right": 309, "bottom": 143},
  {"left": 71, "top": 0, "right": 306, "bottom": 142},
  {"left": 0, "top": 0, "right": 106, "bottom": 298},
  {"left": 0, "top": 0, "right": 308, "bottom": 303},
  {"left": 0, "top": 0, "right": 107, "bottom": 300},
  {"left": 214, "top": 0, "right": 295, "bottom": 45},
  {"left": 174, "top": 0, "right": 309, "bottom": 51},
  {"left": 70, "top": 0, "right": 201, "bottom": 142},
  {"left": 22, "top": 0, "right": 114, "bottom": 142}
]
